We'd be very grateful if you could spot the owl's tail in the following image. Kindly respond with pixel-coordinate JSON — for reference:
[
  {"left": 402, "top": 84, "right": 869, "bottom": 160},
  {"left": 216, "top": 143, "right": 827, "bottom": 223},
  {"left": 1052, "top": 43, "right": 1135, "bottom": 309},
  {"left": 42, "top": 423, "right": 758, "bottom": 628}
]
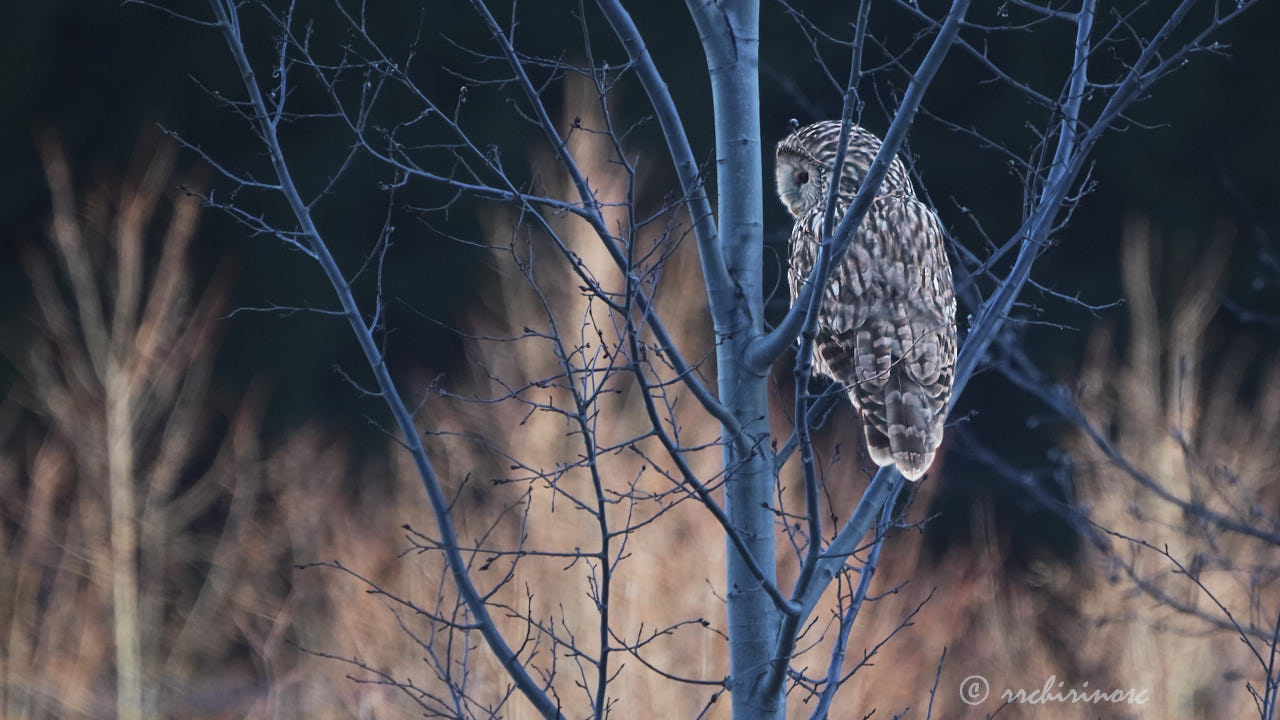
[{"left": 858, "top": 378, "right": 941, "bottom": 481}]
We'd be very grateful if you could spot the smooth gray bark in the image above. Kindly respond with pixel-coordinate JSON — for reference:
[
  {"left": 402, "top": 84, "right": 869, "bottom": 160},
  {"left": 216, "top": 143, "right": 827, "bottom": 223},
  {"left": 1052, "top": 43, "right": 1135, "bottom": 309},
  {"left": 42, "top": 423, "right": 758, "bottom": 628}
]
[{"left": 684, "top": 1, "right": 782, "bottom": 717}]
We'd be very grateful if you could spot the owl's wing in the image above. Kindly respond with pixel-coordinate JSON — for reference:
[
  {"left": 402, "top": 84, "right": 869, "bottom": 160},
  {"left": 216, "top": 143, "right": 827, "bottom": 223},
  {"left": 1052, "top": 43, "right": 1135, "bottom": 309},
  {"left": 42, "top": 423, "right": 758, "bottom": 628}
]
[{"left": 807, "top": 194, "right": 957, "bottom": 480}]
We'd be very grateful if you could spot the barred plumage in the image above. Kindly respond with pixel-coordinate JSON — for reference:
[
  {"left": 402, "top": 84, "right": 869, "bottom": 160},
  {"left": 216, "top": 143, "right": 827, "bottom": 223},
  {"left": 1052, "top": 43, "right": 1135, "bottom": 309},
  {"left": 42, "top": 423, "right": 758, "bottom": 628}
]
[{"left": 776, "top": 120, "right": 957, "bottom": 480}]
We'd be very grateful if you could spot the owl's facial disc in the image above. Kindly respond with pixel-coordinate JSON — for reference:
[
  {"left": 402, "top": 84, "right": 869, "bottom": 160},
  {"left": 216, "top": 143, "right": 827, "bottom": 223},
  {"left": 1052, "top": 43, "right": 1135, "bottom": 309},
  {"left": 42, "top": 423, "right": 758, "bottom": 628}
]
[{"left": 775, "top": 153, "right": 822, "bottom": 218}]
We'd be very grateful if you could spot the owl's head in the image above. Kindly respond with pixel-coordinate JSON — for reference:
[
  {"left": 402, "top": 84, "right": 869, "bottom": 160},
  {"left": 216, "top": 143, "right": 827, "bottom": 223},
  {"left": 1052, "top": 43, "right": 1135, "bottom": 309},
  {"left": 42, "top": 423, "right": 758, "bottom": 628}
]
[{"left": 775, "top": 120, "right": 912, "bottom": 218}]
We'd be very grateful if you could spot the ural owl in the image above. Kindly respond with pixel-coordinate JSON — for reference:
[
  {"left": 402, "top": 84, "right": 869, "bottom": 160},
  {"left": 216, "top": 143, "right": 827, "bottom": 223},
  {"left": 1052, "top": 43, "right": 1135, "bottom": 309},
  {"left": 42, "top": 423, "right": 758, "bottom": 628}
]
[{"left": 776, "top": 120, "right": 956, "bottom": 481}]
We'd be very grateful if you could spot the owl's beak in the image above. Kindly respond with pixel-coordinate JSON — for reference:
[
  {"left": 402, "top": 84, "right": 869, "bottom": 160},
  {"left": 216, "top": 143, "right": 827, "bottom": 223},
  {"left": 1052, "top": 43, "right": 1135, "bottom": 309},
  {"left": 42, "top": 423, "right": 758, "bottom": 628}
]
[{"left": 779, "top": 190, "right": 800, "bottom": 216}]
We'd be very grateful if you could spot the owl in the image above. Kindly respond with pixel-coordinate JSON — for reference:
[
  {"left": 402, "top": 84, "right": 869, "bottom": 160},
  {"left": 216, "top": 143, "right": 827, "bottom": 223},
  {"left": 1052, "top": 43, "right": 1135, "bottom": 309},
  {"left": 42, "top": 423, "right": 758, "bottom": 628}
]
[{"left": 776, "top": 120, "right": 956, "bottom": 481}]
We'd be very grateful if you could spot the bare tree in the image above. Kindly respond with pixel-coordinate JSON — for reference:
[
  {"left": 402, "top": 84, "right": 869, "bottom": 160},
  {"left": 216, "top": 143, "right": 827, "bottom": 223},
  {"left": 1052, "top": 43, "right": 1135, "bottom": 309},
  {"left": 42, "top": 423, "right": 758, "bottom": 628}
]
[
  {"left": 5, "top": 137, "right": 250, "bottom": 720},
  {"left": 130, "top": 0, "right": 1269, "bottom": 717}
]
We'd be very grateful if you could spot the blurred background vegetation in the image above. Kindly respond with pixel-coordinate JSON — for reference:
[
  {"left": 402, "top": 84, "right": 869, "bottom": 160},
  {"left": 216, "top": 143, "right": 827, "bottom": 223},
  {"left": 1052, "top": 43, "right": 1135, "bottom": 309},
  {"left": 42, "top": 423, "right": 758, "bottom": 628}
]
[{"left": 2, "top": 2, "right": 1279, "bottom": 717}]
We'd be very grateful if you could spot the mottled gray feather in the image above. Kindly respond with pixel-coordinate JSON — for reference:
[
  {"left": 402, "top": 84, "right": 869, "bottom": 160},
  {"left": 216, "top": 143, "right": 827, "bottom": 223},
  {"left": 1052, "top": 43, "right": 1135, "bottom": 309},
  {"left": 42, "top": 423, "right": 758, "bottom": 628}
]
[{"left": 778, "top": 121, "right": 957, "bottom": 480}]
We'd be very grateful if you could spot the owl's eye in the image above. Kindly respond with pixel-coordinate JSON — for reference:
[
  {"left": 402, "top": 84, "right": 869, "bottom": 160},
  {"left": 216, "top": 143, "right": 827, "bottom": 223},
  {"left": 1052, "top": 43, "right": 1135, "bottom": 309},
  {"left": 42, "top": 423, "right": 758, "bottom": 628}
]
[{"left": 793, "top": 169, "right": 810, "bottom": 185}]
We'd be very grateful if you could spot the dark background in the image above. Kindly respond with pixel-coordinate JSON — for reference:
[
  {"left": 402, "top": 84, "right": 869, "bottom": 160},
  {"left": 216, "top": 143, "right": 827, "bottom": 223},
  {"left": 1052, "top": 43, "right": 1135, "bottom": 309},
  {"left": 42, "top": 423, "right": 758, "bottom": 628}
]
[{"left": 3, "top": 1, "right": 1278, "bottom": 546}]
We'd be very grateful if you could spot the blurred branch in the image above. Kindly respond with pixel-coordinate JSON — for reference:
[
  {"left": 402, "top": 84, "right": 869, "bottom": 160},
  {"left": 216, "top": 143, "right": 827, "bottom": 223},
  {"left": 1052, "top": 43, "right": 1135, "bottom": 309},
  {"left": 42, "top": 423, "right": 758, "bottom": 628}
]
[{"left": 996, "top": 338, "right": 1280, "bottom": 546}]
